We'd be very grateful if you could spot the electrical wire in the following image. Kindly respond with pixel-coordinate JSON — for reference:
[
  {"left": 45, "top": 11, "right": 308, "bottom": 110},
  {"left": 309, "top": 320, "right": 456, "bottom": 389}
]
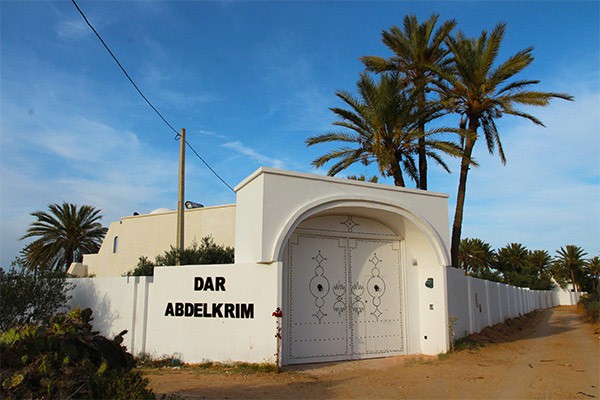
[{"left": 71, "top": 0, "right": 235, "bottom": 193}]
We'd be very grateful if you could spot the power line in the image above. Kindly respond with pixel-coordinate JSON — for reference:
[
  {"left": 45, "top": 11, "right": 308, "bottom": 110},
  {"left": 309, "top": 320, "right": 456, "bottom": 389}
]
[{"left": 71, "top": 0, "right": 235, "bottom": 193}]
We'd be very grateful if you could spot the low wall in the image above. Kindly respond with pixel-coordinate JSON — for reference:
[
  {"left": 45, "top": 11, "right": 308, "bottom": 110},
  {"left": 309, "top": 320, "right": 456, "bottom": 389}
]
[
  {"left": 68, "top": 263, "right": 280, "bottom": 364},
  {"left": 445, "top": 267, "right": 581, "bottom": 340}
]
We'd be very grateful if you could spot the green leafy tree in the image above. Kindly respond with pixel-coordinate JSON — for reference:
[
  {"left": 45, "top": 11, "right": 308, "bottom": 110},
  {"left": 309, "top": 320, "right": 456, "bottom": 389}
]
[
  {"left": 585, "top": 256, "right": 600, "bottom": 295},
  {"left": 0, "top": 258, "right": 73, "bottom": 331},
  {"left": 528, "top": 250, "right": 554, "bottom": 290},
  {"left": 554, "top": 245, "right": 588, "bottom": 292},
  {"left": 20, "top": 203, "right": 107, "bottom": 273},
  {"left": 361, "top": 13, "right": 457, "bottom": 190},
  {"left": 346, "top": 174, "right": 379, "bottom": 183},
  {"left": 433, "top": 23, "right": 573, "bottom": 267},
  {"left": 128, "top": 236, "right": 234, "bottom": 276},
  {"left": 496, "top": 243, "right": 532, "bottom": 287},
  {"left": 458, "top": 238, "right": 500, "bottom": 281},
  {"left": 306, "top": 72, "right": 463, "bottom": 187}
]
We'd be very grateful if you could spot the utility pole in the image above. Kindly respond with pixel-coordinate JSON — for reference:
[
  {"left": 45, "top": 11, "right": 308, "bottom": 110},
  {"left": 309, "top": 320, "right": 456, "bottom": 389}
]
[{"left": 176, "top": 128, "right": 185, "bottom": 265}]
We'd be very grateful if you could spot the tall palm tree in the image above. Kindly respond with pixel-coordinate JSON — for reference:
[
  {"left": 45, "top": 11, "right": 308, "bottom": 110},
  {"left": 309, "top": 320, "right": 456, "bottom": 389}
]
[
  {"left": 306, "top": 72, "right": 464, "bottom": 187},
  {"left": 361, "top": 13, "right": 457, "bottom": 190},
  {"left": 434, "top": 23, "right": 573, "bottom": 268},
  {"left": 20, "top": 203, "right": 107, "bottom": 273},
  {"left": 554, "top": 245, "right": 587, "bottom": 292}
]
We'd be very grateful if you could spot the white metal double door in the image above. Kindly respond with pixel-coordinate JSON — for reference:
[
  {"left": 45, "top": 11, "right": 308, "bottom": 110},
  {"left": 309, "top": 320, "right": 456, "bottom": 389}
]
[{"left": 288, "top": 234, "right": 404, "bottom": 364}]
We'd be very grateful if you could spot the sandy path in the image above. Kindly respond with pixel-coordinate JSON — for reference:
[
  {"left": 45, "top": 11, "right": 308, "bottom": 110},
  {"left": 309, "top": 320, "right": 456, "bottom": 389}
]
[{"left": 145, "top": 306, "right": 599, "bottom": 399}]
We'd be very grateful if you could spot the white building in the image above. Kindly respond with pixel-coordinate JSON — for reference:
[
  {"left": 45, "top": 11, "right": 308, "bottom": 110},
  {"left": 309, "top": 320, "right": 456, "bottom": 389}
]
[{"left": 68, "top": 167, "right": 558, "bottom": 365}]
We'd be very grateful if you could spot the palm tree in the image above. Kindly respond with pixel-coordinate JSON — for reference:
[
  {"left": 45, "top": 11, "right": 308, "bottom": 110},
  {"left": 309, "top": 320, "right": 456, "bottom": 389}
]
[
  {"left": 458, "top": 237, "right": 496, "bottom": 276},
  {"left": 529, "top": 250, "right": 552, "bottom": 280},
  {"left": 497, "top": 243, "right": 531, "bottom": 287},
  {"left": 306, "top": 72, "right": 464, "bottom": 187},
  {"left": 554, "top": 245, "right": 588, "bottom": 292},
  {"left": 529, "top": 249, "right": 554, "bottom": 290},
  {"left": 20, "top": 203, "right": 107, "bottom": 273},
  {"left": 434, "top": 23, "right": 574, "bottom": 268},
  {"left": 361, "top": 14, "right": 456, "bottom": 190}
]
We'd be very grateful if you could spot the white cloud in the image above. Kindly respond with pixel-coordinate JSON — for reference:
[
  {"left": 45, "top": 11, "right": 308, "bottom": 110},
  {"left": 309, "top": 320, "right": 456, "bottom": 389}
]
[
  {"left": 222, "top": 141, "right": 287, "bottom": 169},
  {"left": 55, "top": 18, "right": 89, "bottom": 39}
]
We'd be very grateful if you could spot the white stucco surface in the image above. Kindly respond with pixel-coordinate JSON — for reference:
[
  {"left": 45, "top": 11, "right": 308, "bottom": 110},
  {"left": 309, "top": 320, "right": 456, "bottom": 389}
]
[{"left": 79, "top": 205, "right": 236, "bottom": 277}]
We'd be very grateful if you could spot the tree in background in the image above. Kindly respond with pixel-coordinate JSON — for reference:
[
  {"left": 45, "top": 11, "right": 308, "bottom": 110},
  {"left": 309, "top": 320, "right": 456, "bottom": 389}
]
[
  {"left": 0, "top": 258, "right": 73, "bottom": 331},
  {"left": 361, "top": 13, "right": 457, "bottom": 190},
  {"left": 496, "top": 243, "right": 533, "bottom": 287},
  {"left": 20, "top": 203, "right": 107, "bottom": 273},
  {"left": 528, "top": 250, "right": 554, "bottom": 290},
  {"left": 306, "top": 72, "right": 463, "bottom": 186},
  {"left": 346, "top": 174, "right": 379, "bottom": 183},
  {"left": 585, "top": 256, "right": 600, "bottom": 295},
  {"left": 433, "top": 23, "right": 573, "bottom": 268},
  {"left": 128, "top": 236, "right": 234, "bottom": 276},
  {"left": 554, "top": 245, "right": 588, "bottom": 292},
  {"left": 458, "top": 238, "right": 500, "bottom": 282}
]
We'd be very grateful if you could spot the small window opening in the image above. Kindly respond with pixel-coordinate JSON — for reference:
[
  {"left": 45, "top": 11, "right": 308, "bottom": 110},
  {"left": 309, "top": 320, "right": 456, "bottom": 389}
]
[{"left": 113, "top": 236, "right": 119, "bottom": 253}]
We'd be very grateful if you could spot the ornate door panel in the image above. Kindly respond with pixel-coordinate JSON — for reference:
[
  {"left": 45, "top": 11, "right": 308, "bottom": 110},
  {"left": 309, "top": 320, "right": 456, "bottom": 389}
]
[
  {"left": 288, "top": 234, "right": 349, "bottom": 363},
  {"left": 349, "top": 239, "right": 403, "bottom": 358},
  {"left": 287, "top": 215, "right": 405, "bottom": 365}
]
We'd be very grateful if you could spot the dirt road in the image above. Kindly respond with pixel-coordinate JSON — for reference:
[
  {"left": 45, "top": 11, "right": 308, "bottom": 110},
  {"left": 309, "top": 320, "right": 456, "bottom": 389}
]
[{"left": 146, "top": 306, "right": 599, "bottom": 399}]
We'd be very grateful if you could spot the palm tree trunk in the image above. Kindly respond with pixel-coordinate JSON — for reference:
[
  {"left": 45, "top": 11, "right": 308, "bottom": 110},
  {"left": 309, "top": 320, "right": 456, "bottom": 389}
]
[
  {"left": 418, "top": 90, "right": 427, "bottom": 190},
  {"left": 451, "top": 118, "right": 477, "bottom": 267},
  {"left": 570, "top": 268, "right": 577, "bottom": 292},
  {"left": 390, "top": 156, "right": 406, "bottom": 187}
]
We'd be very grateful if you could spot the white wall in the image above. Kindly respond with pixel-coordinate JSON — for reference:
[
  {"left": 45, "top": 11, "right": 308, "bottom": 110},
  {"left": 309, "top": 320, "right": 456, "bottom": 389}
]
[
  {"left": 79, "top": 205, "right": 236, "bottom": 277},
  {"left": 69, "top": 263, "right": 279, "bottom": 364},
  {"left": 67, "top": 276, "right": 152, "bottom": 354},
  {"left": 445, "top": 267, "right": 581, "bottom": 341}
]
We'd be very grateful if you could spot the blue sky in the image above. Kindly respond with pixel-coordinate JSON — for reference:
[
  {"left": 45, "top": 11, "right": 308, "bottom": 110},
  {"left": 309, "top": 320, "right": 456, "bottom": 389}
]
[{"left": 1, "top": 1, "right": 599, "bottom": 268}]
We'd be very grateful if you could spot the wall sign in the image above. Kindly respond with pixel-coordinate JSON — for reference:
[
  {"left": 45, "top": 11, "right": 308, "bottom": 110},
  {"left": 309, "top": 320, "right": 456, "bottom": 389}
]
[{"left": 164, "top": 276, "right": 254, "bottom": 319}]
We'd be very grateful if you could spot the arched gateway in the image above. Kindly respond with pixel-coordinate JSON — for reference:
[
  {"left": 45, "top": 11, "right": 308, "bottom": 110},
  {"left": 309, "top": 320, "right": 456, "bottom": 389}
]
[{"left": 285, "top": 214, "right": 405, "bottom": 364}]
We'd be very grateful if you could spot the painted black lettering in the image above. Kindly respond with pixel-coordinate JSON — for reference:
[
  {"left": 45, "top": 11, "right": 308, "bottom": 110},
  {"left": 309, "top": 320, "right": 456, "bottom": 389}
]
[
  {"left": 235, "top": 303, "right": 240, "bottom": 318},
  {"left": 185, "top": 303, "right": 194, "bottom": 317},
  {"left": 216, "top": 277, "right": 226, "bottom": 291},
  {"left": 164, "top": 302, "right": 174, "bottom": 316},
  {"left": 175, "top": 302, "right": 184, "bottom": 316},
  {"left": 194, "top": 303, "right": 202, "bottom": 317},
  {"left": 204, "top": 278, "right": 214, "bottom": 291},
  {"left": 224, "top": 303, "right": 235, "bottom": 318},
  {"left": 240, "top": 303, "right": 254, "bottom": 319},
  {"left": 212, "top": 303, "right": 223, "bottom": 318},
  {"left": 194, "top": 277, "right": 204, "bottom": 291},
  {"left": 203, "top": 303, "right": 211, "bottom": 317}
]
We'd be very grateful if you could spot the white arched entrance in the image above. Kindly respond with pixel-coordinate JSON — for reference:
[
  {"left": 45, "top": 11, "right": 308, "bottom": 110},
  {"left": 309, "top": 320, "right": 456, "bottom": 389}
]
[{"left": 283, "top": 213, "right": 406, "bottom": 364}]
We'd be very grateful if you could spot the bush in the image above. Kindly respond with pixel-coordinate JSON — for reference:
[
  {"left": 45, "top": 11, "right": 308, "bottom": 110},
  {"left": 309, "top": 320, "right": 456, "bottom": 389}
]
[
  {"left": 0, "top": 261, "right": 73, "bottom": 331},
  {"left": 128, "top": 236, "right": 234, "bottom": 276},
  {"left": 0, "top": 308, "right": 156, "bottom": 399},
  {"left": 579, "top": 293, "right": 600, "bottom": 323}
]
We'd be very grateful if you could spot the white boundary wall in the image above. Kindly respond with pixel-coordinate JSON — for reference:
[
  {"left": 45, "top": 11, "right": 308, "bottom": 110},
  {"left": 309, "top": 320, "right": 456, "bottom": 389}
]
[
  {"left": 446, "top": 267, "right": 582, "bottom": 340},
  {"left": 68, "top": 263, "right": 279, "bottom": 364},
  {"left": 67, "top": 266, "right": 584, "bottom": 364}
]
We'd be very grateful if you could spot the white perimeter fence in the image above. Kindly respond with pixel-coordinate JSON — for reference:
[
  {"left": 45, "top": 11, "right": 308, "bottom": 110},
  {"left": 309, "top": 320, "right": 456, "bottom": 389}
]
[
  {"left": 446, "top": 266, "right": 582, "bottom": 339},
  {"left": 67, "top": 266, "right": 584, "bottom": 361}
]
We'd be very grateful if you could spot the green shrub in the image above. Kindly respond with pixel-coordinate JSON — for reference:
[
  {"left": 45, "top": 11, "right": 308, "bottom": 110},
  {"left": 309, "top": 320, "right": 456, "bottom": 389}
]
[
  {"left": 0, "top": 262, "right": 73, "bottom": 331},
  {"left": 0, "top": 308, "right": 155, "bottom": 399},
  {"left": 128, "top": 236, "right": 234, "bottom": 276},
  {"left": 579, "top": 293, "right": 600, "bottom": 323}
]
